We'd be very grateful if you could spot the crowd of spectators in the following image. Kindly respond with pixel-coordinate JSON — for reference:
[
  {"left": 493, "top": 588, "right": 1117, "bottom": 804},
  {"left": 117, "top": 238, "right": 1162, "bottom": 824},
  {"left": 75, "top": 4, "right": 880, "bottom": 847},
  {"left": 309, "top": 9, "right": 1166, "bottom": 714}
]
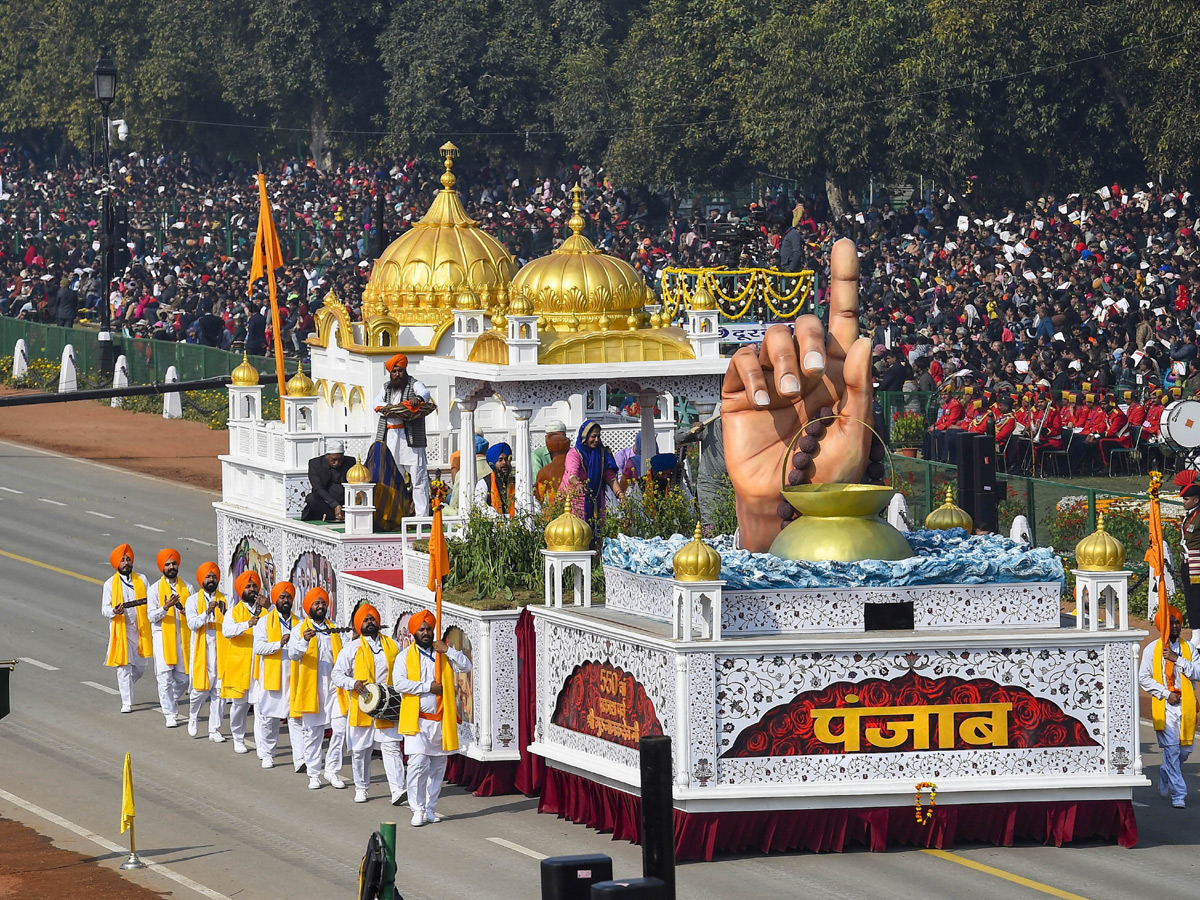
[{"left": 2, "top": 141, "right": 1200, "bottom": 403}]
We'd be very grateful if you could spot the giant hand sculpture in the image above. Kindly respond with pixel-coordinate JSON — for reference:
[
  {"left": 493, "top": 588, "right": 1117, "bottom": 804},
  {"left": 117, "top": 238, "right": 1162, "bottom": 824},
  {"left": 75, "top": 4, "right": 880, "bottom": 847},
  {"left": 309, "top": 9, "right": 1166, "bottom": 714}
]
[{"left": 721, "top": 239, "right": 876, "bottom": 552}]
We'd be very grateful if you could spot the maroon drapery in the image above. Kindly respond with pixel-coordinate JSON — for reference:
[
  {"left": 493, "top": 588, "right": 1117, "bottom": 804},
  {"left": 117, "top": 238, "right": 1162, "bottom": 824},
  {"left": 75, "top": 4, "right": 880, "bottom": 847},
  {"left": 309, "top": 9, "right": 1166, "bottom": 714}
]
[
  {"left": 514, "top": 608, "right": 545, "bottom": 796},
  {"left": 538, "top": 767, "right": 1138, "bottom": 862},
  {"left": 444, "top": 754, "right": 518, "bottom": 797}
]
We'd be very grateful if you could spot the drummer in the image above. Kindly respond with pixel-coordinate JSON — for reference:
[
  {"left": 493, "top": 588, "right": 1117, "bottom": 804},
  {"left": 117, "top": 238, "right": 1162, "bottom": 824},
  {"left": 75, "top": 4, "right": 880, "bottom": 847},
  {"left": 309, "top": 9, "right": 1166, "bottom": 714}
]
[{"left": 330, "top": 602, "right": 406, "bottom": 805}]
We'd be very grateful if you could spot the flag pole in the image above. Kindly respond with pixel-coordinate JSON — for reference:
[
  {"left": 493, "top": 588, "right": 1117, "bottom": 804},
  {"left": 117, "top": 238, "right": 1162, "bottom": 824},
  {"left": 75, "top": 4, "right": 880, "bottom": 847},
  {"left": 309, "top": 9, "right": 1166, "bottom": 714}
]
[
  {"left": 119, "top": 751, "right": 145, "bottom": 869},
  {"left": 120, "top": 821, "right": 145, "bottom": 870}
]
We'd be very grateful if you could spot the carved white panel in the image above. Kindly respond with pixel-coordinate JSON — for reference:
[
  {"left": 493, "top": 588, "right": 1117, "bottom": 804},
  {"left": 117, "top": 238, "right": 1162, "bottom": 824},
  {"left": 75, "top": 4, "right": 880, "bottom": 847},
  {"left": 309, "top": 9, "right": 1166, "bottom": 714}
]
[
  {"left": 1105, "top": 643, "right": 1137, "bottom": 775},
  {"left": 491, "top": 618, "right": 519, "bottom": 752}
]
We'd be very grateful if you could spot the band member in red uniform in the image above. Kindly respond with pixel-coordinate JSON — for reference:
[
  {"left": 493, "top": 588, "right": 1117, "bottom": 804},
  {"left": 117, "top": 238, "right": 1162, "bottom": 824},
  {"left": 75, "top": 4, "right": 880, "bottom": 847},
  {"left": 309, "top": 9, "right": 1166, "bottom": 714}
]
[
  {"left": 1032, "top": 393, "right": 1064, "bottom": 452},
  {"left": 925, "top": 386, "right": 966, "bottom": 461},
  {"left": 993, "top": 396, "right": 1018, "bottom": 470},
  {"left": 1144, "top": 390, "right": 1165, "bottom": 439},
  {"left": 966, "top": 398, "right": 991, "bottom": 434},
  {"left": 1098, "top": 395, "right": 1131, "bottom": 466}
]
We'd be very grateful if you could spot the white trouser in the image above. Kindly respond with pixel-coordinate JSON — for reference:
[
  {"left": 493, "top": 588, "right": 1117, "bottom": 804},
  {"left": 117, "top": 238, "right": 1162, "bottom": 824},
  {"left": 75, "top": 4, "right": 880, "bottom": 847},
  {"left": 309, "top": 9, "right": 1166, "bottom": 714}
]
[
  {"left": 228, "top": 695, "right": 250, "bottom": 742},
  {"left": 301, "top": 716, "right": 347, "bottom": 776},
  {"left": 256, "top": 714, "right": 305, "bottom": 763},
  {"left": 115, "top": 661, "right": 148, "bottom": 707},
  {"left": 347, "top": 726, "right": 405, "bottom": 794},
  {"left": 156, "top": 668, "right": 189, "bottom": 717},
  {"left": 407, "top": 754, "right": 449, "bottom": 816},
  {"left": 189, "top": 684, "right": 226, "bottom": 733}
]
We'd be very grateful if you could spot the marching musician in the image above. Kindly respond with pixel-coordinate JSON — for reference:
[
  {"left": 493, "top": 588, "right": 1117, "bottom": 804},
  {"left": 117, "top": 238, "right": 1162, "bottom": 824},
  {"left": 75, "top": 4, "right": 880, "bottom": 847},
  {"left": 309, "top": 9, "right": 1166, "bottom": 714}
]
[
  {"left": 147, "top": 548, "right": 192, "bottom": 729},
  {"left": 251, "top": 581, "right": 303, "bottom": 771},
  {"left": 102, "top": 543, "right": 152, "bottom": 714},
  {"left": 286, "top": 587, "right": 349, "bottom": 790},
  {"left": 221, "top": 571, "right": 265, "bottom": 755},
  {"left": 185, "top": 562, "right": 228, "bottom": 741},
  {"left": 394, "top": 610, "right": 472, "bottom": 827},
  {"left": 330, "top": 603, "right": 407, "bottom": 805},
  {"left": 1139, "top": 604, "right": 1200, "bottom": 808}
]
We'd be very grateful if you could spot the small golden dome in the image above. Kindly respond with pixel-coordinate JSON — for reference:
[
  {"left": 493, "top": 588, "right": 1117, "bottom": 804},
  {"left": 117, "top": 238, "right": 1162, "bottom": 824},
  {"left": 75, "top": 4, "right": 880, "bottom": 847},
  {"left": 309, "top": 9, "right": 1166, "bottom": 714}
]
[
  {"left": 509, "top": 184, "right": 647, "bottom": 331},
  {"left": 544, "top": 510, "right": 592, "bottom": 551},
  {"left": 285, "top": 362, "right": 317, "bottom": 398},
  {"left": 627, "top": 313, "right": 640, "bottom": 330},
  {"left": 692, "top": 284, "right": 717, "bottom": 310},
  {"left": 510, "top": 291, "right": 534, "bottom": 316},
  {"left": 455, "top": 289, "right": 480, "bottom": 310},
  {"left": 231, "top": 352, "right": 260, "bottom": 387},
  {"left": 536, "top": 315, "right": 549, "bottom": 330},
  {"left": 493, "top": 313, "right": 508, "bottom": 331},
  {"left": 650, "top": 313, "right": 662, "bottom": 329},
  {"left": 598, "top": 314, "right": 611, "bottom": 331},
  {"left": 673, "top": 523, "right": 722, "bottom": 582},
  {"left": 1075, "top": 513, "right": 1126, "bottom": 571},
  {"left": 924, "top": 486, "right": 973, "bottom": 532},
  {"left": 346, "top": 457, "right": 372, "bottom": 485}
]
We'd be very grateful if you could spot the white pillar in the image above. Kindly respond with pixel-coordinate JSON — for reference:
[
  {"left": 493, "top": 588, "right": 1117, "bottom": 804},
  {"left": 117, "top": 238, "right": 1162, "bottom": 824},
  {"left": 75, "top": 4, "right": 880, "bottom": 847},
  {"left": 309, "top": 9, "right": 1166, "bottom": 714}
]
[
  {"left": 58, "top": 344, "right": 77, "bottom": 393},
  {"left": 458, "top": 399, "right": 477, "bottom": 514},
  {"left": 638, "top": 390, "right": 657, "bottom": 476},
  {"left": 675, "top": 655, "right": 690, "bottom": 789},
  {"left": 478, "top": 617, "right": 493, "bottom": 751},
  {"left": 163, "top": 365, "right": 182, "bottom": 419},
  {"left": 513, "top": 406, "right": 533, "bottom": 511},
  {"left": 110, "top": 355, "right": 129, "bottom": 408},
  {"left": 12, "top": 339, "right": 28, "bottom": 379}
]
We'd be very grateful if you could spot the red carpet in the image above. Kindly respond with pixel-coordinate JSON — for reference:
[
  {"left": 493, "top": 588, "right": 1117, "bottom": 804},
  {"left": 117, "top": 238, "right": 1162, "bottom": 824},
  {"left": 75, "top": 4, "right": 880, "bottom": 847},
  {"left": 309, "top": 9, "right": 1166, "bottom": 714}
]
[{"left": 344, "top": 569, "right": 405, "bottom": 589}]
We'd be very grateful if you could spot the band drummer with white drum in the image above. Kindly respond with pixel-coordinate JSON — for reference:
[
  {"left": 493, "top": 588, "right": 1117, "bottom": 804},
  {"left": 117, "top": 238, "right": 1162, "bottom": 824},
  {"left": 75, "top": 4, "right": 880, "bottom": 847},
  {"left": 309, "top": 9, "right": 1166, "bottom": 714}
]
[{"left": 330, "top": 602, "right": 407, "bottom": 805}]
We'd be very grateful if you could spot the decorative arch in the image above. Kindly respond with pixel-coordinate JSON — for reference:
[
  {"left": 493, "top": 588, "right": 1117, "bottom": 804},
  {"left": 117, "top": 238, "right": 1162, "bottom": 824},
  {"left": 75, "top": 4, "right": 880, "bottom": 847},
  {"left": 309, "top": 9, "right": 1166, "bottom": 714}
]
[
  {"left": 312, "top": 302, "right": 354, "bottom": 349},
  {"left": 348, "top": 386, "right": 365, "bottom": 410},
  {"left": 539, "top": 331, "right": 696, "bottom": 365}
]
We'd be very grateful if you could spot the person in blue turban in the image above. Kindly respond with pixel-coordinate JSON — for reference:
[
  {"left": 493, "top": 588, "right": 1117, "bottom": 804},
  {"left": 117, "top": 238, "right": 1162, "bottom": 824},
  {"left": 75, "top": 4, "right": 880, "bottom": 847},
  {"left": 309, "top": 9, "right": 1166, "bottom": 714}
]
[{"left": 476, "top": 442, "right": 516, "bottom": 517}]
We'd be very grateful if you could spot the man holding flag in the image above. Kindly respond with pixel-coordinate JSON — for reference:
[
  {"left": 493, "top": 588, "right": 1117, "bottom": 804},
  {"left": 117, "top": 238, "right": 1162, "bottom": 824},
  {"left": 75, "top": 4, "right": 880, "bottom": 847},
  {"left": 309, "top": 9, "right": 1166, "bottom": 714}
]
[{"left": 1139, "top": 604, "right": 1200, "bottom": 808}]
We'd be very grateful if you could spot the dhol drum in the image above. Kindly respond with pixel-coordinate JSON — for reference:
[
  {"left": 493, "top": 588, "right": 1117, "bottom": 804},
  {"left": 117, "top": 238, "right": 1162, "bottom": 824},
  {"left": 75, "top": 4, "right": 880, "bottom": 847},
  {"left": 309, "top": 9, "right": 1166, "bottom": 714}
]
[
  {"left": 1161, "top": 399, "right": 1200, "bottom": 451},
  {"left": 357, "top": 683, "right": 404, "bottom": 720}
]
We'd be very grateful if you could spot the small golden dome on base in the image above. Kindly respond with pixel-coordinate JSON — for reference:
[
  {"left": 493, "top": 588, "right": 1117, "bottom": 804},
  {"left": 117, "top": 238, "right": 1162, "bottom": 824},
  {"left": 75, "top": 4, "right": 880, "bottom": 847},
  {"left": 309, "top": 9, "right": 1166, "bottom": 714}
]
[
  {"left": 925, "top": 486, "right": 973, "bottom": 532},
  {"left": 285, "top": 362, "right": 317, "bottom": 398},
  {"left": 673, "top": 523, "right": 721, "bottom": 582},
  {"left": 691, "top": 284, "right": 717, "bottom": 310},
  {"left": 346, "top": 456, "right": 372, "bottom": 485},
  {"left": 231, "top": 352, "right": 260, "bottom": 387},
  {"left": 545, "top": 511, "right": 593, "bottom": 552},
  {"left": 1075, "top": 513, "right": 1126, "bottom": 571}
]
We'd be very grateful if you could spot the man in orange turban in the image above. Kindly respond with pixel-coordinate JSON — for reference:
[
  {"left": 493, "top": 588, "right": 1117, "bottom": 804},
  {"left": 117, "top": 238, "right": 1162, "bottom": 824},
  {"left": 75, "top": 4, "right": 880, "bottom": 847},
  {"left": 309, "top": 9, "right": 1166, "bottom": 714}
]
[
  {"left": 395, "top": 609, "right": 471, "bottom": 826},
  {"left": 251, "top": 582, "right": 302, "bottom": 770},
  {"left": 373, "top": 352, "right": 434, "bottom": 515},
  {"left": 1140, "top": 604, "right": 1200, "bottom": 808},
  {"left": 221, "top": 569, "right": 266, "bottom": 754},
  {"left": 147, "top": 548, "right": 191, "bottom": 728},
  {"left": 102, "top": 543, "right": 151, "bottom": 713},
  {"left": 331, "top": 602, "right": 406, "bottom": 804},
  {"left": 185, "top": 562, "right": 228, "bottom": 740},
  {"left": 287, "top": 587, "right": 348, "bottom": 790}
]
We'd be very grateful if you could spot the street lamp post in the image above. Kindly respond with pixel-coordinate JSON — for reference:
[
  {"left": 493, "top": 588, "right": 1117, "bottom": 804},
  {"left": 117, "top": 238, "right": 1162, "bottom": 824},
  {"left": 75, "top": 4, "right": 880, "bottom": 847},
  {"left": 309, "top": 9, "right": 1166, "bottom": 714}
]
[{"left": 94, "top": 48, "right": 117, "bottom": 376}]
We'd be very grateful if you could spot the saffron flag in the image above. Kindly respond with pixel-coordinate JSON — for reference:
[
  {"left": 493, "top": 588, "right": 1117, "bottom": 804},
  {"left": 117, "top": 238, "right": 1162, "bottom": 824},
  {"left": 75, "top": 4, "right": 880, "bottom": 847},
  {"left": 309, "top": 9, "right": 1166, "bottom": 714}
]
[
  {"left": 120, "top": 752, "right": 135, "bottom": 834},
  {"left": 249, "top": 172, "right": 287, "bottom": 416},
  {"left": 1146, "top": 472, "right": 1177, "bottom": 688}
]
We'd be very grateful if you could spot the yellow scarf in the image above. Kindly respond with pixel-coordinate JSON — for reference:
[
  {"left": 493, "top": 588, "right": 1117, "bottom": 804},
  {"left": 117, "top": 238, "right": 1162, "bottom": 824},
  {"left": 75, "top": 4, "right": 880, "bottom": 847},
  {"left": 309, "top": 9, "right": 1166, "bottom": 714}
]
[
  {"left": 397, "top": 643, "right": 459, "bottom": 752},
  {"left": 1152, "top": 639, "right": 1197, "bottom": 745},
  {"left": 190, "top": 592, "right": 226, "bottom": 692},
  {"left": 259, "top": 608, "right": 299, "bottom": 693},
  {"left": 348, "top": 637, "right": 399, "bottom": 729},
  {"left": 220, "top": 602, "right": 257, "bottom": 699},
  {"left": 289, "top": 619, "right": 348, "bottom": 718},
  {"left": 157, "top": 577, "right": 192, "bottom": 672},
  {"left": 105, "top": 574, "right": 152, "bottom": 667}
]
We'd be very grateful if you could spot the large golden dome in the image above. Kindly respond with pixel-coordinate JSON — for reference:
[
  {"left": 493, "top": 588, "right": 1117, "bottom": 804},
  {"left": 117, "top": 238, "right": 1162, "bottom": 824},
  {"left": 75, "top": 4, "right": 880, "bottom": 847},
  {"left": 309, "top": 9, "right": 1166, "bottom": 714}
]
[
  {"left": 361, "top": 143, "right": 516, "bottom": 327},
  {"left": 510, "top": 185, "right": 649, "bottom": 332}
]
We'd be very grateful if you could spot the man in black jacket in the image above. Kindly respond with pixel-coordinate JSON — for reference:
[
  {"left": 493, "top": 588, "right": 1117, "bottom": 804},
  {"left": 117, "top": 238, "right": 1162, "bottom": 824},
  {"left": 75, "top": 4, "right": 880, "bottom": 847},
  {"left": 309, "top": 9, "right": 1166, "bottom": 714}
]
[
  {"left": 55, "top": 278, "right": 79, "bottom": 328},
  {"left": 301, "top": 441, "right": 355, "bottom": 522}
]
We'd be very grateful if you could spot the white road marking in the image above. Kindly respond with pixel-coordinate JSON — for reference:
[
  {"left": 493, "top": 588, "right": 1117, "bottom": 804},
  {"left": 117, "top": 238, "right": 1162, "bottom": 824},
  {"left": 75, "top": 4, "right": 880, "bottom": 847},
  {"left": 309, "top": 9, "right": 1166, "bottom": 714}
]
[
  {"left": 1133, "top": 801, "right": 1150, "bottom": 808},
  {"left": 487, "top": 837, "right": 547, "bottom": 860},
  {"left": 17, "top": 657, "right": 58, "bottom": 671},
  {"left": 0, "top": 786, "right": 232, "bottom": 900},
  {"left": 184, "top": 537, "right": 215, "bottom": 547},
  {"left": 133, "top": 523, "right": 164, "bottom": 533},
  {"left": 0, "top": 486, "right": 22, "bottom": 494},
  {"left": 0, "top": 437, "right": 218, "bottom": 496},
  {"left": 38, "top": 498, "right": 66, "bottom": 506},
  {"left": 85, "top": 510, "right": 115, "bottom": 519},
  {"left": 80, "top": 681, "right": 120, "bottom": 695}
]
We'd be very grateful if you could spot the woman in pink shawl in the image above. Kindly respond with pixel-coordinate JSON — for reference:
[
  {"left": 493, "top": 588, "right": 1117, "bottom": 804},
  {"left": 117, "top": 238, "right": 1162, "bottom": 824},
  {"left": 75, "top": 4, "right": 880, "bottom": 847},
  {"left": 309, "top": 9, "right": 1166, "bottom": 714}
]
[{"left": 560, "top": 420, "right": 623, "bottom": 528}]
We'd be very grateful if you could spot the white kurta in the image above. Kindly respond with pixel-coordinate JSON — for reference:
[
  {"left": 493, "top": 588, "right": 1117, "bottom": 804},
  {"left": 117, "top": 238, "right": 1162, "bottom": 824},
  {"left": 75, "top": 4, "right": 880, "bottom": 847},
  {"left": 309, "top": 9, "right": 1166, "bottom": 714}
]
[
  {"left": 252, "top": 614, "right": 298, "bottom": 717},
  {"left": 100, "top": 573, "right": 150, "bottom": 667},
  {"left": 392, "top": 645, "right": 472, "bottom": 757},
  {"left": 185, "top": 591, "right": 223, "bottom": 684},
  {"left": 147, "top": 576, "right": 192, "bottom": 675},
  {"left": 1139, "top": 638, "right": 1200, "bottom": 744},
  {"left": 332, "top": 637, "right": 403, "bottom": 744},
  {"left": 372, "top": 380, "right": 431, "bottom": 467},
  {"left": 285, "top": 623, "right": 343, "bottom": 727}
]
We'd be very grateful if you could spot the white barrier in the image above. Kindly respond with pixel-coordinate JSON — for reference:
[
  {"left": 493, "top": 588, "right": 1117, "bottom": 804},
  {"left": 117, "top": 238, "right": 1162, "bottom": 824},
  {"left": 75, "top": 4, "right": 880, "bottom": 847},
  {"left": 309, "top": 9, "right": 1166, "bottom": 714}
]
[
  {"left": 163, "top": 366, "right": 182, "bottom": 419},
  {"left": 12, "top": 339, "right": 28, "bottom": 379},
  {"left": 110, "top": 355, "right": 129, "bottom": 408},
  {"left": 57, "top": 344, "right": 77, "bottom": 393}
]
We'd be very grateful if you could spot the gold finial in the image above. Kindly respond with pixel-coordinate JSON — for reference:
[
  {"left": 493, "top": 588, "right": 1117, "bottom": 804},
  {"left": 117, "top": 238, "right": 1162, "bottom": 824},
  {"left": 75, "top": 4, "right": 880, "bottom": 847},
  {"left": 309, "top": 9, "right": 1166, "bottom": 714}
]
[
  {"left": 231, "top": 352, "right": 260, "bottom": 387},
  {"left": 346, "top": 456, "right": 371, "bottom": 485},
  {"left": 568, "top": 183, "right": 586, "bottom": 235},
  {"left": 924, "top": 485, "right": 972, "bottom": 532},
  {"left": 285, "top": 361, "right": 317, "bottom": 397},
  {"left": 1075, "top": 511, "right": 1126, "bottom": 571},
  {"left": 544, "top": 510, "right": 593, "bottom": 551},
  {"left": 673, "top": 522, "right": 722, "bottom": 582},
  {"left": 692, "top": 283, "right": 716, "bottom": 310},
  {"left": 439, "top": 141, "right": 459, "bottom": 190}
]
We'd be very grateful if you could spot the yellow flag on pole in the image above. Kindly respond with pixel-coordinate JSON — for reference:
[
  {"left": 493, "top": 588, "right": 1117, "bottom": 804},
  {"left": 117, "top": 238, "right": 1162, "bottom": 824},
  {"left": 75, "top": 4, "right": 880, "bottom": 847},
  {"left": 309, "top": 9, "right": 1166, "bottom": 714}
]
[
  {"left": 120, "top": 752, "right": 135, "bottom": 834},
  {"left": 249, "top": 173, "right": 287, "bottom": 418}
]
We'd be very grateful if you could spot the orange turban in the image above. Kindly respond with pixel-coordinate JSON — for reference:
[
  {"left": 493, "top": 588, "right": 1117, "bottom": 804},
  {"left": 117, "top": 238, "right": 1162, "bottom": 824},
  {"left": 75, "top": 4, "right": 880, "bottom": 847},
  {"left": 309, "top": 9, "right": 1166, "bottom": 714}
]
[
  {"left": 386, "top": 353, "right": 408, "bottom": 372},
  {"left": 1169, "top": 604, "right": 1184, "bottom": 624},
  {"left": 270, "top": 581, "right": 296, "bottom": 605},
  {"left": 303, "top": 587, "right": 328, "bottom": 615},
  {"left": 195, "top": 562, "right": 220, "bottom": 584},
  {"left": 233, "top": 570, "right": 262, "bottom": 598},
  {"left": 156, "top": 548, "right": 181, "bottom": 572},
  {"left": 353, "top": 603, "right": 380, "bottom": 634},
  {"left": 110, "top": 543, "right": 134, "bottom": 570},
  {"left": 407, "top": 609, "right": 436, "bottom": 635}
]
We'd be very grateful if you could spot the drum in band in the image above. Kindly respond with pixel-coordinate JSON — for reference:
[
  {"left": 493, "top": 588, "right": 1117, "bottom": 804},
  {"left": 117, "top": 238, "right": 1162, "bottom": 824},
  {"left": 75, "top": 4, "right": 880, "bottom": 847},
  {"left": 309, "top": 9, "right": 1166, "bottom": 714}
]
[
  {"left": 1161, "top": 399, "right": 1200, "bottom": 451},
  {"left": 357, "top": 682, "right": 404, "bottom": 720}
]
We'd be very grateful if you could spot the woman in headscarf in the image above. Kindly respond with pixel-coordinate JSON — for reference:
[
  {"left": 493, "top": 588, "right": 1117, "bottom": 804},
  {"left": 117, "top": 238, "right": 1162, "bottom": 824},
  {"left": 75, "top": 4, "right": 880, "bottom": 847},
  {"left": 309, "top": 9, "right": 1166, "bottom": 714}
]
[{"left": 561, "top": 420, "right": 623, "bottom": 527}]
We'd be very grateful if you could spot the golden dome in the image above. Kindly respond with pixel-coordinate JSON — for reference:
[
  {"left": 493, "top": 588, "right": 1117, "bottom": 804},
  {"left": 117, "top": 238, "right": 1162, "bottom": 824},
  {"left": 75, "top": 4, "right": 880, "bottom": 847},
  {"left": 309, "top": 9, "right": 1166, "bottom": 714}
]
[
  {"left": 924, "top": 486, "right": 973, "bottom": 532},
  {"left": 510, "top": 292, "right": 534, "bottom": 316},
  {"left": 544, "top": 510, "right": 592, "bottom": 551},
  {"left": 692, "top": 283, "right": 717, "bottom": 310},
  {"left": 361, "top": 143, "right": 516, "bottom": 326},
  {"left": 346, "top": 456, "right": 372, "bottom": 485},
  {"left": 673, "top": 523, "right": 722, "bottom": 582},
  {"left": 510, "top": 184, "right": 648, "bottom": 331},
  {"left": 231, "top": 352, "right": 260, "bottom": 387},
  {"left": 285, "top": 362, "right": 317, "bottom": 398},
  {"left": 493, "top": 313, "right": 508, "bottom": 331},
  {"left": 1075, "top": 513, "right": 1126, "bottom": 571},
  {"left": 455, "top": 289, "right": 480, "bottom": 310}
]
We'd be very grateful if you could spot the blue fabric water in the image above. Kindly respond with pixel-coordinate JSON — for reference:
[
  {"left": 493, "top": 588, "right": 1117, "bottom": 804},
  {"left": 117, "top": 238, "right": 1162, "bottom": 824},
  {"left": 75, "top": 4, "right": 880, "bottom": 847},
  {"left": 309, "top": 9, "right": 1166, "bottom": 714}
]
[{"left": 601, "top": 528, "right": 1064, "bottom": 589}]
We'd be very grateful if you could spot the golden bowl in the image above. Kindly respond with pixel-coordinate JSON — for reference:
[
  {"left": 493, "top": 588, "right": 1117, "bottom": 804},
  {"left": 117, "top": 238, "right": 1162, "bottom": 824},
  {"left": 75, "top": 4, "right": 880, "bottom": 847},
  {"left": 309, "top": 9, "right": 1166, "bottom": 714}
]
[
  {"left": 770, "top": 483, "right": 912, "bottom": 563},
  {"left": 780, "top": 483, "right": 896, "bottom": 518}
]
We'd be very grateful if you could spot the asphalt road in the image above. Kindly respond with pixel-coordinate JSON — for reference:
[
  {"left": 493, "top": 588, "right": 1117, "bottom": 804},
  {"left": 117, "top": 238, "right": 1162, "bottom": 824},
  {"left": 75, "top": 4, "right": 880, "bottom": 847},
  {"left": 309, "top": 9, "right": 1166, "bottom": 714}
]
[{"left": 0, "top": 436, "right": 1198, "bottom": 900}]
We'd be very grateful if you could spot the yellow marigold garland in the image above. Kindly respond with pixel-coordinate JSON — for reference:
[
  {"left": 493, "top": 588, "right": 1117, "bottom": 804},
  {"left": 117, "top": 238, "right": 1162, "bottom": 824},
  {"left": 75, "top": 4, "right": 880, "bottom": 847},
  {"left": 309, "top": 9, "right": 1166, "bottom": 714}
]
[{"left": 915, "top": 781, "right": 937, "bottom": 825}]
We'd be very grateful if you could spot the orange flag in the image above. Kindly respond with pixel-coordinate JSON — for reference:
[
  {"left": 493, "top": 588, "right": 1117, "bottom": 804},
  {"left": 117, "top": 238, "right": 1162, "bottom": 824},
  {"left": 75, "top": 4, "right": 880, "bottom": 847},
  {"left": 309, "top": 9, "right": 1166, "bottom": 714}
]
[
  {"left": 427, "top": 506, "right": 450, "bottom": 632},
  {"left": 1146, "top": 472, "right": 1175, "bottom": 685},
  {"left": 249, "top": 173, "right": 287, "bottom": 418}
]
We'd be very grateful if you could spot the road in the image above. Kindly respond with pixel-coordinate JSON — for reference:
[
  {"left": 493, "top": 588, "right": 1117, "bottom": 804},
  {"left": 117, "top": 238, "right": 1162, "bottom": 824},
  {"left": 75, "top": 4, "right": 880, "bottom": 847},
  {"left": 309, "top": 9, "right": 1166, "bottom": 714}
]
[{"left": 0, "top": 436, "right": 1197, "bottom": 900}]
